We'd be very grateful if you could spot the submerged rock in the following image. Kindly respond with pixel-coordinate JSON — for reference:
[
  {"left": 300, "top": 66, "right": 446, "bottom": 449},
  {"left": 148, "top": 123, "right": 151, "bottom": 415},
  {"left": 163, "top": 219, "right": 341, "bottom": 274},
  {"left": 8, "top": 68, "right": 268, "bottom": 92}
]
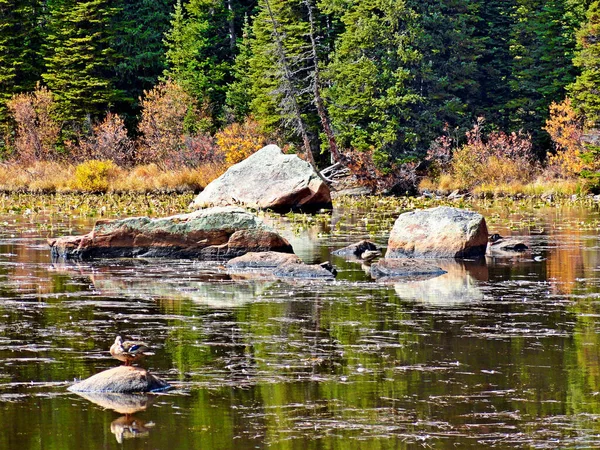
[
  {"left": 273, "top": 263, "right": 336, "bottom": 280},
  {"left": 49, "top": 206, "right": 293, "bottom": 260},
  {"left": 226, "top": 251, "right": 301, "bottom": 269},
  {"left": 370, "top": 258, "right": 446, "bottom": 280},
  {"left": 68, "top": 366, "right": 170, "bottom": 393},
  {"left": 387, "top": 206, "right": 488, "bottom": 259},
  {"left": 190, "top": 145, "right": 332, "bottom": 212},
  {"left": 227, "top": 251, "right": 337, "bottom": 280}
]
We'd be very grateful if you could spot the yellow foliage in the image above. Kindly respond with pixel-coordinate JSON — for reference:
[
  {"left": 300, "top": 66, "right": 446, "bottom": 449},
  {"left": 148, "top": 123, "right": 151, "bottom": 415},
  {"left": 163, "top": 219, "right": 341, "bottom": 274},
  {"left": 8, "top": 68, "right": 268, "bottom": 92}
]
[
  {"left": 73, "top": 160, "right": 119, "bottom": 192},
  {"left": 215, "top": 118, "right": 268, "bottom": 165},
  {"left": 544, "top": 98, "right": 588, "bottom": 177}
]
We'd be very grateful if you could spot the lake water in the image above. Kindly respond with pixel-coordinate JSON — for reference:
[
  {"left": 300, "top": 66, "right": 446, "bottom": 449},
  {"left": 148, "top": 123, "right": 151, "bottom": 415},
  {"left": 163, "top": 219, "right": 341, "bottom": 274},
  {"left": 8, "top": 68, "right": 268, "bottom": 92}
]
[{"left": 1, "top": 196, "right": 600, "bottom": 449}]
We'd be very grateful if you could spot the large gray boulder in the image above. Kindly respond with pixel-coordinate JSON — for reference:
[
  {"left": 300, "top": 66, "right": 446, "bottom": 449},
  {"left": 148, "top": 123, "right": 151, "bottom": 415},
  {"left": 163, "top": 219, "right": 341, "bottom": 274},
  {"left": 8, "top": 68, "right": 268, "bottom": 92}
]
[
  {"left": 49, "top": 206, "right": 293, "bottom": 260},
  {"left": 68, "top": 366, "right": 170, "bottom": 393},
  {"left": 387, "top": 206, "right": 488, "bottom": 259},
  {"left": 190, "top": 145, "right": 332, "bottom": 212}
]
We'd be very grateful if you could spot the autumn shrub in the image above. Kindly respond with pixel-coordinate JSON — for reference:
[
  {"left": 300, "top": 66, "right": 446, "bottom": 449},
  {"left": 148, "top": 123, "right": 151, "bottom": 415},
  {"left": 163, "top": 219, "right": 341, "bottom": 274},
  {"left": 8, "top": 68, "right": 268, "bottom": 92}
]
[
  {"left": 215, "top": 117, "right": 268, "bottom": 165},
  {"left": 543, "top": 98, "right": 593, "bottom": 178},
  {"left": 137, "top": 80, "right": 216, "bottom": 168},
  {"left": 76, "top": 113, "right": 133, "bottom": 166},
  {"left": 343, "top": 148, "right": 417, "bottom": 193},
  {"left": 448, "top": 118, "right": 537, "bottom": 190},
  {"left": 73, "top": 160, "right": 120, "bottom": 192},
  {"left": 7, "top": 85, "right": 60, "bottom": 163}
]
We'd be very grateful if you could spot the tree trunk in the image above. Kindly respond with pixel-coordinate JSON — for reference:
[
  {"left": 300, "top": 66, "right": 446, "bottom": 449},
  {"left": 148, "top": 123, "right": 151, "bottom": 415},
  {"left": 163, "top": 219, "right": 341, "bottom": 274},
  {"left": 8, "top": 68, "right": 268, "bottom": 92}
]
[
  {"left": 263, "top": 0, "right": 330, "bottom": 184},
  {"left": 304, "top": 0, "right": 342, "bottom": 165}
]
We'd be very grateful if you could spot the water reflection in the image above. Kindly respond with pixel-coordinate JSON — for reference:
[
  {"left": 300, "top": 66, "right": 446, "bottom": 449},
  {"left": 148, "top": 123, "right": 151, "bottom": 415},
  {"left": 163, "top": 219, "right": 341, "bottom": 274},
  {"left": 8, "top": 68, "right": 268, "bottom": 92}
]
[
  {"left": 3, "top": 201, "right": 600, "bottom": 448},
  {"left": 73, "top": 391, "right": 156, "bottom": 443},
  {"left": 394, "top": 260, "right": 488, "bottom": 305}
]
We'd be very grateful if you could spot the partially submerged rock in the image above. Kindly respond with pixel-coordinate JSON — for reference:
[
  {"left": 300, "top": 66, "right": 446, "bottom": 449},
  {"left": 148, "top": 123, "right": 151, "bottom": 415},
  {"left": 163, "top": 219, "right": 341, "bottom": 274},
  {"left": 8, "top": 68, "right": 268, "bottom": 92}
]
[
  {"left": 273, "top": 263, "right": 336, "bottom": 280},
  {"left": 226, "top": 251, "right": 301, "bottom": 269},
  {"left": 190, "top": 145, "right": 332, "bottom": 212},
  {"left": 387, "top": 206, "right": 488, "bottom": 259},
  {"left": 68, "top": 366, "right": 170, "bottom": 393},
  {"left": 49, "top": 206, "right": 293, "bottom": 260},
  {"left": 370, "top": 258, "right": 446, "bottom": 280},
  {"left": 486, "top": 234, "right": 529, "bottom": 257},
  {"left": 332, "top": 240, "right": 380, "bottom": 258}
]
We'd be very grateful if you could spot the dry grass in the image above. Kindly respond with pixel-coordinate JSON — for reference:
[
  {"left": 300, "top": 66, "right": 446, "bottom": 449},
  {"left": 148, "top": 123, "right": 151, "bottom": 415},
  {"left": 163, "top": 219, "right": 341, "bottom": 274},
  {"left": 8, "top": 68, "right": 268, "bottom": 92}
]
[{"left": 0, "top": 161, "right": 227, "bottom": 193}]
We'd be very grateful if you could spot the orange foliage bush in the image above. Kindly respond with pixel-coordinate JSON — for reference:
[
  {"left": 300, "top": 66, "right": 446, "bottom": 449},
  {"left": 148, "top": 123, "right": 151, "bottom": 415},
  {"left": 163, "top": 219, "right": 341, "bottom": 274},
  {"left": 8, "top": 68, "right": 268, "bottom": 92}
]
[
  {"left": 76, "top": 113, "right": 133, "bottom": 166},
  {"left": 448, "top": 118, "right": 537, "bottom": 189},
  {"left": 137, "top": 80, "right": 218, "bottom": 169},
  {"left": 544, "top": 98, "right": 588, "bottom": 177},
  {"left": 7, "top": 84, "right": 60, "bottom": 163},
  {"left": 215, "top": 117, "right": 268, "bottom": 165}
]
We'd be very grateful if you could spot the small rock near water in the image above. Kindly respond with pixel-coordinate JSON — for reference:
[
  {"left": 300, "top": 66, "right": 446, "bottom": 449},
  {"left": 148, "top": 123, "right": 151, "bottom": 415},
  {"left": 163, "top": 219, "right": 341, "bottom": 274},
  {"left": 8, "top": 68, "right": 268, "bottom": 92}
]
[
  {"left": 68, "top": 366, "right": 170, "bottom": 393},
  {"left": 370, "top": 258, "right": 447, "bottom": 280},
  {"left": 273, "top": 263, "right": 336, "bottom": 280},
  {"left": 332, "top": 240, "right": 380, "bottom": 258},
  {"left": 226, "top": 251, "right": 302, "bottom": 269},
  {"left": 190, "top": 145, "right": 332, "bottom": 212}
]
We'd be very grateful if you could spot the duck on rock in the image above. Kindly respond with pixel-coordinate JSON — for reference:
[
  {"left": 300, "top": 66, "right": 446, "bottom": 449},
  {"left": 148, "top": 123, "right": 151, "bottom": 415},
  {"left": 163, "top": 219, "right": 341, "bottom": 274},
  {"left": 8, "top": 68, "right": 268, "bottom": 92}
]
[{"left": 110, "top": 336, "right": 151, "bottom": 366}]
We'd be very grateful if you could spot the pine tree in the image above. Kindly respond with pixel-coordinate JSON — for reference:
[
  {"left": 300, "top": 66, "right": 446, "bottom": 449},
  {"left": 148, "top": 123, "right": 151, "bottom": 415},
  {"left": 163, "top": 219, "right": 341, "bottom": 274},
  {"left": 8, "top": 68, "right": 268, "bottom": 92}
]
[
  {"left": 469, "top": 0, "right": 516, "bottom": 129},
  {"left": 0, "top": 0, "right": 45, "bottom": 122},
  {"left": 43, "top": 0, "right": 121, "bottom": 123},
  {"left": 225, "top": 15, "right": 253, "bottom": 121},
  {"left": 570, "top": 1, "right": 600, "bottom": 127}
]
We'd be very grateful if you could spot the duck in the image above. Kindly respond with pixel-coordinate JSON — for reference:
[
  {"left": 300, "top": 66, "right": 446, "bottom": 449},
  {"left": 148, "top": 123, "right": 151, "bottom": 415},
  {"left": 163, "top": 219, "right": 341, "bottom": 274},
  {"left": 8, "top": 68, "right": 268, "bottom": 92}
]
[{"left": 110, "top": 336, "right": 151, "bottom": 366}]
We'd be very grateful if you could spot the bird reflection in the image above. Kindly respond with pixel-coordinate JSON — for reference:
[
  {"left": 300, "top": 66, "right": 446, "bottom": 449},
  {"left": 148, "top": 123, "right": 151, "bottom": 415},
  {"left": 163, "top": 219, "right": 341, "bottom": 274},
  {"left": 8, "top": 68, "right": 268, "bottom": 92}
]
[
  {"left": 110, "top": 415, "right": 155, "bottom": 444},
  {"left": 72, "top": 391, "right": 157, "bottom": 443}
]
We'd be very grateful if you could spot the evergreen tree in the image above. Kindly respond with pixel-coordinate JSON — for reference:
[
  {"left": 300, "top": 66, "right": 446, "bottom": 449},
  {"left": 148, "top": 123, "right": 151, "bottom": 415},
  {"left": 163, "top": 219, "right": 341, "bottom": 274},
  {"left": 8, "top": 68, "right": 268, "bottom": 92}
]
[
  {"left": 408, "top": 0, "right": 482, "bottom": 142},
  {"left": 508, "top": 0, "right": 586, "bottom": 147},
  {"left": 43, "top": 0, "right": 121, "bottom": 123},
  {"left": 322, "top": 0, "right": 422, "bottom": 163},
  {"left": 225, "top": 15, "right": 253, "bottom": 121},
  {"left": 0, "top": 0, "right": 45, "bottom": 122},
  {"left": 570, "top": 1, "right": 600, "bottom": 127},
  {"left": 469, "top": 0, "right": 516, "bottom": 129},
  {"left": 111, "top": 0, "right": 175, "bottom": 125},
  {"left": 164, "top": 0, "right": 256, "bottom": 126},
  {"left": 248, "top": 0, "right": 317, "bottom": 136}
]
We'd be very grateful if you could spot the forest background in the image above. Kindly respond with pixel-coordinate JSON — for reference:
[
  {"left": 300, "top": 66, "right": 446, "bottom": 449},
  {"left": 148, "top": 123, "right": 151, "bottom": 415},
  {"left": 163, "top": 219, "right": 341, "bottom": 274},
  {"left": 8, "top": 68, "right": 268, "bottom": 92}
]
[{"left": 1, "top": 0, "right": 600, "bottom": 195}]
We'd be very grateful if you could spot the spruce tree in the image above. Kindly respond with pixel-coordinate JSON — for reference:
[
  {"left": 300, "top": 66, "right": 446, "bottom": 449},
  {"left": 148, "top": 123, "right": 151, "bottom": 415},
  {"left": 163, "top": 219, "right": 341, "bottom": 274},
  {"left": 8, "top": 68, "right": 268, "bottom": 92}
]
[
  {"left": 322, "top": 0, "right": 422, "bottom": 163},
  {"left": 43, "top": 0, "right": 121, "bottom": 123},
  {"left": 111, "top": 0, "right": 175, "bottom": 125},
  {"left": 163, "top": 0, "right": 256, "bottom": 126},
  {"left": 0, "top": 0, "right": 45, "bottom": 122},
  {"left": 570, "top": 1, "right": 600, "bottom": 127},
  {"left": 508, "top": 0, "right": 586, "bottom": 148},
  {"left": 408, "top": 0, "right": 482, "bottom": 142}
]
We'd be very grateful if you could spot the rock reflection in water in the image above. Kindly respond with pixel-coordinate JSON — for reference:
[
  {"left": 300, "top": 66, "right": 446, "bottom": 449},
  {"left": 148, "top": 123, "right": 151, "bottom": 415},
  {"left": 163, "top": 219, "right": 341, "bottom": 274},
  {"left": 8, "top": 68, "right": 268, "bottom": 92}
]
[
  {"left": 51, "top": 260, "right": 271, "bottom": 308},
  {"left": 394, "top": 260, "right": 488, "bottom": 305},
  {"left": 72, "top": 391, "right": 156, "bottom": 444}
]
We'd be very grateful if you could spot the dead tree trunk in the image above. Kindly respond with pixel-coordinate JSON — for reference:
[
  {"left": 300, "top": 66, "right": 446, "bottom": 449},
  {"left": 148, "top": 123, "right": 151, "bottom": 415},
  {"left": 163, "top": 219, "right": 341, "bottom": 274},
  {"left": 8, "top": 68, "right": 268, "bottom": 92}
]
[
  {"left": 263, "top": 0, "right": 331, "bottom": 184},
  {"left": 303, "top": 0, "right": 342, "bottom": 166}
]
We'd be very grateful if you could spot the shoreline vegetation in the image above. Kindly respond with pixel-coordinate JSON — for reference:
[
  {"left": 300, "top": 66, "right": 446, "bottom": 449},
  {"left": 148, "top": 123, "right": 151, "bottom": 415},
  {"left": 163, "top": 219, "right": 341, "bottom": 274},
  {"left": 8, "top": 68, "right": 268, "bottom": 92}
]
[
  {"left": 3, "top": 191, "right": 600, "bottom": 224},
  {"left": 3, "top": 2, "right": 600, "bottom": 201}
]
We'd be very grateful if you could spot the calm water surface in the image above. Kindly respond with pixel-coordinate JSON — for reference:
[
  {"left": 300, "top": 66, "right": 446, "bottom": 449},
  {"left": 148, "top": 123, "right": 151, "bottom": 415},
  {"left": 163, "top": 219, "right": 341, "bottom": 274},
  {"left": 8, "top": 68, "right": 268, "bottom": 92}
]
[{"left": 1, "top": 198, "right": 600, "bottom": 449}]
